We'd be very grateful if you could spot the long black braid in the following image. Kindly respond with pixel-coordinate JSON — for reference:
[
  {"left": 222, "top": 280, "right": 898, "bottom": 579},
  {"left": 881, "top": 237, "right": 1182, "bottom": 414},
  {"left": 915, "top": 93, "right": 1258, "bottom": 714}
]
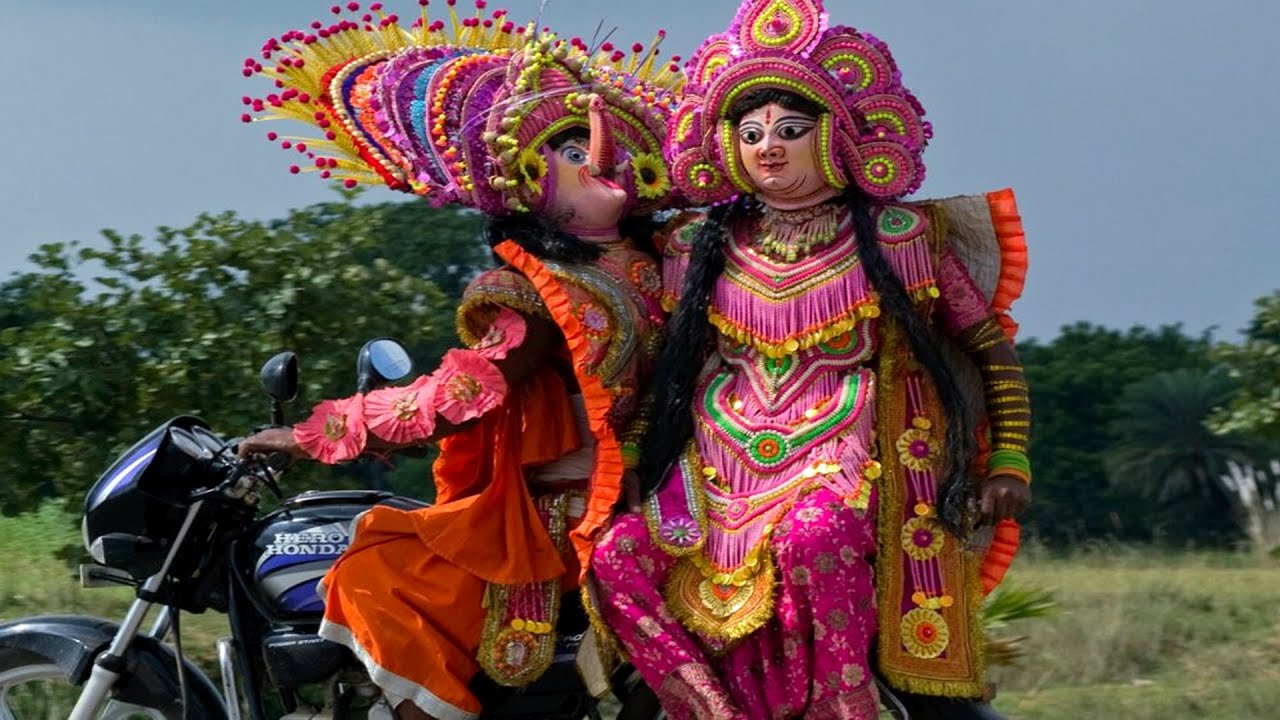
[
  {"left": 639, "top": 88, "right": 977, "bottom": 537},
  {"left": 844, "top": 188, "right": 976, "bottom": 536},
  {"left": 636, "top": 197, "right": 749, "bottom": 490}
]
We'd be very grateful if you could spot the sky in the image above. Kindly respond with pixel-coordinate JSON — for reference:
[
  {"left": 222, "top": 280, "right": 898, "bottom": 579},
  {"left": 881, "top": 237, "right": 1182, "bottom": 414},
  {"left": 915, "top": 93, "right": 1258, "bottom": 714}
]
[{"left": 2, "top": 0, "right": 1277, "bottom": 342}]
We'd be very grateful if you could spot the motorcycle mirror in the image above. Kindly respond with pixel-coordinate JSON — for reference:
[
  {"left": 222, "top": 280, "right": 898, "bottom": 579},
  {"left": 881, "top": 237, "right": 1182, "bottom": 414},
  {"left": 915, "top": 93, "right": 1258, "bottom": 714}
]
[
  {"left": 259, "top": 351, "right": 299, "bottom": 404},
  {"left": 356, "top": 338, "right": 414, "bottom": 394},
  {"left": 259, "top": 351, "right": 299, "bottom": 426},
  {"left": 168, "top": 427, "right": 215, "bottom": 462}
]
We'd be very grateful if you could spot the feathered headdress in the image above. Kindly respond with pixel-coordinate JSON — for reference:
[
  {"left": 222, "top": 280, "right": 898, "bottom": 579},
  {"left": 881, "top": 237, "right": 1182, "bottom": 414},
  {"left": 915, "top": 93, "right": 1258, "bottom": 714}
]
[{"left": 241, "top": 1, "right": 684, "bottom": 214}]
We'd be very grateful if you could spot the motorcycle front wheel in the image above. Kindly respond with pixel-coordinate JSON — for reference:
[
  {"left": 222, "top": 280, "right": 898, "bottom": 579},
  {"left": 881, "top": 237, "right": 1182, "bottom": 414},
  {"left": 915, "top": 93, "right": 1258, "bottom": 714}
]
[{"left": 0, "top": 650, "right": 171, "bottom": 720}]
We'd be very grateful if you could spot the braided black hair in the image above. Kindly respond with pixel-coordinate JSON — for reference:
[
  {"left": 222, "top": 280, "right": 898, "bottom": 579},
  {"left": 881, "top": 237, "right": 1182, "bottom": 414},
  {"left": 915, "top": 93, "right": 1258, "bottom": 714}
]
[{"left": 844, "top": 188, "right": 976, "bottom": 536}]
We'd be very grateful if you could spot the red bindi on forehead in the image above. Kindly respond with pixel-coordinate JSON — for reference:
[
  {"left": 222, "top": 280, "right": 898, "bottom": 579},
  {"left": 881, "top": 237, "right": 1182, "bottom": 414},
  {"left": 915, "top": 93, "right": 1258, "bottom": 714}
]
[{"left": 765, "top": 106, "right": 773, "bottom": 123}]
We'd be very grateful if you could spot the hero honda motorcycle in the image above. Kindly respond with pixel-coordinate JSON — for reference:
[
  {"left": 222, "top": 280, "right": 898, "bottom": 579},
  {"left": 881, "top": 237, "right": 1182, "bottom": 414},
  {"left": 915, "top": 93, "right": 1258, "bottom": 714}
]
[{"left": 0, "top": 341, "right": 659, "bottom": 720}]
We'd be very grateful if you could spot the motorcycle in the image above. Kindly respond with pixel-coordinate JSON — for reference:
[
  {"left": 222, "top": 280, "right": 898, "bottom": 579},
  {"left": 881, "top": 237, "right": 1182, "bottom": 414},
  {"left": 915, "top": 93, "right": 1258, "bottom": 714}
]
[{"left": 0, "top": 342, "right": 659, "bottom": 720}]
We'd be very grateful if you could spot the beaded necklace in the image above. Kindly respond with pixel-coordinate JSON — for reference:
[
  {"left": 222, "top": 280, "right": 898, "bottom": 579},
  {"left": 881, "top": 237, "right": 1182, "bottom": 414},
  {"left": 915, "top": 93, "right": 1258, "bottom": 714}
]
[{"left": 755, "top": 201, "right": 844, "bottom": 262}]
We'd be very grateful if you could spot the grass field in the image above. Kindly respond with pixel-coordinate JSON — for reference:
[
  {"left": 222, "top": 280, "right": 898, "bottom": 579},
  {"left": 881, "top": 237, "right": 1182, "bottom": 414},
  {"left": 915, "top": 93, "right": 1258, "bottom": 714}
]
[{"left": 3, "top": 504, "right": 1279, "bottom": 719}]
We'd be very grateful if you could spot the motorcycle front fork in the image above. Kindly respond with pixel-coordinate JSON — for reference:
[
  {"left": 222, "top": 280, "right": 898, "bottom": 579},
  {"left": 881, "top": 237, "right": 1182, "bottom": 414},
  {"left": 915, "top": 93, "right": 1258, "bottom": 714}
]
[
  {"left": 67, "top": 502, "right": 209, "bottom": 720},
  {"left": 66, "top": 593, "right": 159, "bottom": 720}
]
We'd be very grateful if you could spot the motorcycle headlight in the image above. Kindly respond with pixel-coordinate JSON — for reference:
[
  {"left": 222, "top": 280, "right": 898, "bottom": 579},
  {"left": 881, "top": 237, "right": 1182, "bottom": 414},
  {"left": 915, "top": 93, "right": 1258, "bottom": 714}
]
[{"left": 82, "top": 515, "right": 105, "bottom": 564}]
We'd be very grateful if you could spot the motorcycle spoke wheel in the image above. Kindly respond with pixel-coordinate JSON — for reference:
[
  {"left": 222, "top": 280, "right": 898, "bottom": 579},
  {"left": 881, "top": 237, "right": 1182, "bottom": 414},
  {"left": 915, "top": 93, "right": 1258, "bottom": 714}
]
[{"left": 0, "top": 663, "right": 167, "bottom": 720}]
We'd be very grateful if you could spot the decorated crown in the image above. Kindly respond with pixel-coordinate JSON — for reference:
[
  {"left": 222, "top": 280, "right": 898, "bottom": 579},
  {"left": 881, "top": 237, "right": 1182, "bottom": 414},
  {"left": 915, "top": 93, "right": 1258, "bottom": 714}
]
[
  {"left": 667, "top": 0, "right": 930, "bottom": 205},
  {"left": 241, "top": 1, "right": 684, "bottom": 215}
]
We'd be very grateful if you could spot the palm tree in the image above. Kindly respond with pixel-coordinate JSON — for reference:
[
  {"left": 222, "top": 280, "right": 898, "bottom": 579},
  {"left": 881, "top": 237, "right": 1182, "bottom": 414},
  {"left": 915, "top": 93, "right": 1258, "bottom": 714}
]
[
  {"left": 1105, "top": 368, "right": 1261, "bottom": 542},
  {"left": 981, "top": 583, "right": 1058, "bottom": 667}
]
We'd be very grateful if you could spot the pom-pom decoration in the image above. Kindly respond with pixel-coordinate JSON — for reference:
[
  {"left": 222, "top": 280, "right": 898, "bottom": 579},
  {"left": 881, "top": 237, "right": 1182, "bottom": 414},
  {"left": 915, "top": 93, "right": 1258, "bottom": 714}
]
[
  {"left": 364, "top": 375, "right": 439, "bottom": 444},
  {"left": 293, "top": 395, "right": 368, "bottom": 464},
  {"left": 433, "top": 349, "right": 508, "bottom": 424}
]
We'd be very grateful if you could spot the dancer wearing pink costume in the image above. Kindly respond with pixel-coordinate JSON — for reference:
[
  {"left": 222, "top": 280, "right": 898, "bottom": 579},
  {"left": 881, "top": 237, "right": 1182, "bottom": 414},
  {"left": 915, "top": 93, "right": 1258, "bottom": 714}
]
[{"left": 586, "top": 1, "right": 1033, "bottom": 717}]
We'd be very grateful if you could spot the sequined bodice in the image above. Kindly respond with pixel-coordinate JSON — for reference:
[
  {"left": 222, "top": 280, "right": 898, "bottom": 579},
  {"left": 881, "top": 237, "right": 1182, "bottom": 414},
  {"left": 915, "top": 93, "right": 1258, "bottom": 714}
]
[
  {"left": 712, "top": 212, "right": 881, "bottom": 418},
  {"left": 695, "top": 210, "right": 881, "bottom": 498},
  {"left": 658, "top": 204, "right": 939, "bottom": 570}
]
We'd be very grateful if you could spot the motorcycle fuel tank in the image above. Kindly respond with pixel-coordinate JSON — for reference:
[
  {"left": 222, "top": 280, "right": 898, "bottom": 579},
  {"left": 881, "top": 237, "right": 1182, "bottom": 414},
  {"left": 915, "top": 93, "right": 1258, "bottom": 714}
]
[{"left": 246, "top": 491, "right": 395, "bottom": 620}]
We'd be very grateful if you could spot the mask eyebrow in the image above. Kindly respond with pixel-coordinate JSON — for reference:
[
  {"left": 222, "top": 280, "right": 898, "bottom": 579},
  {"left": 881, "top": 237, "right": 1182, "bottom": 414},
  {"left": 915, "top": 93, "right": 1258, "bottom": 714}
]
[{"left": 773, "top": 115, "right": 817, "bottom": 127}]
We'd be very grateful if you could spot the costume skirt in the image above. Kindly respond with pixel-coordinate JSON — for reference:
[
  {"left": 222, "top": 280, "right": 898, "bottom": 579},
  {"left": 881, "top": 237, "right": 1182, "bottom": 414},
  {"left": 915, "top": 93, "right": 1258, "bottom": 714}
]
[{"left": 590, "top": 486, "right": 881, "bottom": 719}]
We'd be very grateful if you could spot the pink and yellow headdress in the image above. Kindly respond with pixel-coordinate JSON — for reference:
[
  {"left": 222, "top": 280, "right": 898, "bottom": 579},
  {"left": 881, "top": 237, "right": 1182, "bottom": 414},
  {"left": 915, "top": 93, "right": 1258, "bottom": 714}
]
[
  {"left": 241, "top": 1, "right": 684, "bottom": 215},
  {"left": 667, "top": 0, "right": 930, "bottom": 205}
]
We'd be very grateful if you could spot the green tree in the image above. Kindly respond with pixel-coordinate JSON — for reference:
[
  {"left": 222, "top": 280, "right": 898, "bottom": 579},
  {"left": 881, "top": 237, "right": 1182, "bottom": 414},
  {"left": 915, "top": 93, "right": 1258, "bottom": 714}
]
[
  {"left": 1212, "top": 290, "right": 1280, "bottom": 442},
  {"left": 1018, "top": 323, "right": 1212, "bottom": 545},
  {"left": 1105, "top": 368, "right": 1258, "bottom": 545},
  {"left": 0, "top": 195, "right": 487, "bottom": 516}
]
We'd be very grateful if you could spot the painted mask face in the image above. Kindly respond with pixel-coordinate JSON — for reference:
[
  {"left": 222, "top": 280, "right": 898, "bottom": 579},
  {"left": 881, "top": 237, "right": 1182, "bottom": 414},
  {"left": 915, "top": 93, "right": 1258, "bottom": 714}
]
[
  {"left": 546, "top": 136, "right": 628, "bottom": 239},
  {"left": 736, "top": 103, "right": 837, "bottom": 209}
]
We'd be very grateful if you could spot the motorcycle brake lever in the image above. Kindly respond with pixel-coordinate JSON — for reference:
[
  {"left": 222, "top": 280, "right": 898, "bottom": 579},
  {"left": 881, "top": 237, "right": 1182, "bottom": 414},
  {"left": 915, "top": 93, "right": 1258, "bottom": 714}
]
[{"left": 257, "top": 452, "right": 291, "bottom": 498}]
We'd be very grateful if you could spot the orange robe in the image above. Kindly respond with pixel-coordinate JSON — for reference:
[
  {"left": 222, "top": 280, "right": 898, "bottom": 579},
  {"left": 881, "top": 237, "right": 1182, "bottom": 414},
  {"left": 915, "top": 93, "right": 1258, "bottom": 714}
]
[{"left": 318, "top": 240, "right": 663, "bottom": 719}]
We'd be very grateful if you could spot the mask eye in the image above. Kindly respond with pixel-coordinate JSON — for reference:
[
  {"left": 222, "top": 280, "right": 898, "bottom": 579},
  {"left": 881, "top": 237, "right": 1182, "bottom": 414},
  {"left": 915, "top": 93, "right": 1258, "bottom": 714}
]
[
  {"left": 560, "top": 146, "right": 588, "bottom": 165},
  {"left": 739, "top": 128, "right": 763, "bottom": 145},
  {"left": 777, "top": 123, "right": 813, "bottom": 141}
]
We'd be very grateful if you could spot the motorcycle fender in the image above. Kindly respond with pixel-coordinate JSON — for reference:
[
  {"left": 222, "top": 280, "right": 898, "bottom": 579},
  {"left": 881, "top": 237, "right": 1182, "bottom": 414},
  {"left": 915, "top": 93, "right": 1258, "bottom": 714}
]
[{"left": 0, "top": 614, "right": 228, "bottom": 719}]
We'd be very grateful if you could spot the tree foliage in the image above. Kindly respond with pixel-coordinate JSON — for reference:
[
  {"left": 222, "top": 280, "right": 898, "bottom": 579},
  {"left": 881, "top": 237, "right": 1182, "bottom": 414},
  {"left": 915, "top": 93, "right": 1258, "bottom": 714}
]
[
  {"left": 1018, "top": 323, "right": 1213, "bottom": 545},
  {"left": 0, "top": 194, "right": 488, "bottom": 516},
  {"left": 1212, "top": 290, "right": 1280, "bottom": 442},
  {"left": 1106, "top": 368, "right": 1258, "bottom": 544}
]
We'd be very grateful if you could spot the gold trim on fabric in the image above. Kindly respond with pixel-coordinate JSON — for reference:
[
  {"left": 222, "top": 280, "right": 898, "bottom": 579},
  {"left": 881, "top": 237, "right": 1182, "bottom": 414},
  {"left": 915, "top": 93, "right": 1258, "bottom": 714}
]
[
  {"left": 456, "top": 291, "right": 551, "bottom": 346},
  {"left": 663, "top": 551, "right": 775, "bottom": 647},
  {"left": 577, "top": 578, "right": 622, "bottom": 697},
  {"left": 873, "top": 322, "right": 986, "bottom": 698},
  {"left": 644, "top": 442, "right": 710, "bottom": 558},
  {"left": 477, "top": 493, "right": 568, "bottom": 687},
  {"left": 707, "top": 303, "right": 882, "bottom": 359},
  {"left": 544, "top": 261, "right": 639, "bottom": 387}
]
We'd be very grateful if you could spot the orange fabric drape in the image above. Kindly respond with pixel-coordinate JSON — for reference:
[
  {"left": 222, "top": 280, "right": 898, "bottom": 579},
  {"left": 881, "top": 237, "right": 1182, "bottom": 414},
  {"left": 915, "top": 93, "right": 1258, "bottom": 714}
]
[
  {"left": 979, "top": 187, "right": 1029, "bottom": 594},
  {"left": 409, "top": 367, "right": 579, "bottom": 585},
  {"left": 494, "top": 240, "right": 627, "bottom": 581}
]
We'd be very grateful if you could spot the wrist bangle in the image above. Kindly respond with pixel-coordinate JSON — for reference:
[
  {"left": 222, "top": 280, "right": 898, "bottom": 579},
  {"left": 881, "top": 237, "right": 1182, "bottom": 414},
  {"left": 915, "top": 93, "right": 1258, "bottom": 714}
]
[
  {"left": 988, "top": 467, "right": 1031, "bottom": 484},
  {"left": 621, "top": 442, "right": 641, "bottom": 470},
  {"left": 987, "top": 448, "right": 1031, "bottom": 477}
]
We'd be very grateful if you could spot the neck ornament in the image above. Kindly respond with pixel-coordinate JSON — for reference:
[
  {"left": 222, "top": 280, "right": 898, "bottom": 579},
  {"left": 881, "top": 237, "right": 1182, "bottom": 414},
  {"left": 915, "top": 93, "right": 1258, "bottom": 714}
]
[{"left": 756, "top": 202, "right": 845, "bottom": 262}]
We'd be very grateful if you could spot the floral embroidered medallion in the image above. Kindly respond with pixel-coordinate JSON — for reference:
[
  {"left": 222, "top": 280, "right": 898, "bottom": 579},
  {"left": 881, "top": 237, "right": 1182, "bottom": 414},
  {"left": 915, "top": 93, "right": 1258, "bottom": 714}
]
[
  {"left": 895, "top": 416, "right": 939, "bottom": 472},
  {"left": 477, "top": 493, "right": 568, "bottom": 686},
  {"left": 901, "top": 516, "right": 945, "bottom": 561},
  {"left": 900, "top": 607, "right": 950, "bottom": 659}
]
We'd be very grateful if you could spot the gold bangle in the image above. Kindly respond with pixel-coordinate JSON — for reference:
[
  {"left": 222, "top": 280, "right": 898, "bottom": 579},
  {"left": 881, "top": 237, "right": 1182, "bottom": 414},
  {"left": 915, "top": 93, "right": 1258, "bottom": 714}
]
[
  {"left": 993, "top": 431, "right": 1030, "bottom": 441},
  {"left": 989, "top": 394, "right": 1030, "bottom": 405}
]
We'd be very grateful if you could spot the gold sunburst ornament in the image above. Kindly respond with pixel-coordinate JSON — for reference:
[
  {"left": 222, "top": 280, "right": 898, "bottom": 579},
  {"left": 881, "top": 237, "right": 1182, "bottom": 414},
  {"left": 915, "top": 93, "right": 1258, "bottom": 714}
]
[
  {"left": 901, "top": 515, "right": 945, "bottom": 561},
  {"left": 901, "top": 607, "right": 950, "bottom": 659}
]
